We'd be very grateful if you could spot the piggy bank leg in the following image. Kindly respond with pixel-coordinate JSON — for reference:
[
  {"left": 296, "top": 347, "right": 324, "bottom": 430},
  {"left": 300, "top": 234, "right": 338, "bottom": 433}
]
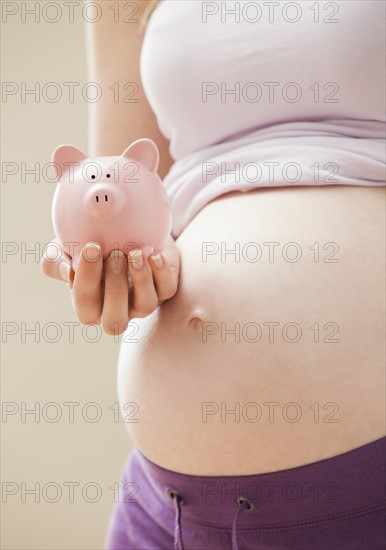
[{"left": 142, "top": 246, "right": 154, "bottom": 257}]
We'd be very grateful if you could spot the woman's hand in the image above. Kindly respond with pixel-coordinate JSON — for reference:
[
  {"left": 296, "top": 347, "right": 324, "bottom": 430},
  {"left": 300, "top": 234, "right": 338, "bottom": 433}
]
[{"left": 41, "top": 236, "right": 180, "bottom": 335}]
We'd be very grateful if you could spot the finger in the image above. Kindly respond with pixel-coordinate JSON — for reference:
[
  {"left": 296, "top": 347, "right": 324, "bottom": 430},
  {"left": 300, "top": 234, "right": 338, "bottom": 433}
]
[
  {"left": 72, "top": 242, "right": 104, "bottom": 324},
  {"left": 101, "top": 250, "right": 129, "bottom": 336},
  {"left": 149, "top": 254, "right": 178, "bottom": 302},
  {"left": 128, "top": 250, "right": 159, "bottom": 319},
  {"left": 41, "top": 239, "right": 74, "bottom": 283}
]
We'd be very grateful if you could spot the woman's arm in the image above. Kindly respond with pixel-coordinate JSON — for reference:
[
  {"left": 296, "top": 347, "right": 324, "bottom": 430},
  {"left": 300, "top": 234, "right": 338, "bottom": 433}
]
[
  {"left": 41, "top": 2, "right": 179, "bottom": 334},
  {"left": 86, "top": 0, "right": 174, "bottom": 178}
]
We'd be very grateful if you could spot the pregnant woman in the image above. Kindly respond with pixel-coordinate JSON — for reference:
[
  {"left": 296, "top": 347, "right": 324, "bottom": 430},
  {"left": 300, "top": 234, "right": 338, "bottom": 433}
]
[{"left": 42, "top": 1, "right": 386, "bottom": 549}]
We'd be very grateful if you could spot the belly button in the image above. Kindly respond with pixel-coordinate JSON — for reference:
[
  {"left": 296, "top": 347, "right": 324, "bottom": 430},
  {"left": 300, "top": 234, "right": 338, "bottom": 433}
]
[{"left": 184, "top": 309, "right": 207, "bottom": 331}]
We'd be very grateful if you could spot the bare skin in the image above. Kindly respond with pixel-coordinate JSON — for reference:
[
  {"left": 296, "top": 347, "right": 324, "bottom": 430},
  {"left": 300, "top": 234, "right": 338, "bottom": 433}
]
[
  {"left": 117, "top": 185, "right": 385, "bottom": 475},
  {"left": 41, "top": 2, "right": 178, "bottom": 334},
  {"left": 42, "top": 2, "right": 385, "bottom": 475}
]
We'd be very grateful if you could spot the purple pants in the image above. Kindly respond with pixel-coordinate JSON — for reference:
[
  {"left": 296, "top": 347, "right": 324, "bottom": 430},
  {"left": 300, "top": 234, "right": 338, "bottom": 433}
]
[{"left": 105, "top": 438, "right": 386, "bottom": 550}]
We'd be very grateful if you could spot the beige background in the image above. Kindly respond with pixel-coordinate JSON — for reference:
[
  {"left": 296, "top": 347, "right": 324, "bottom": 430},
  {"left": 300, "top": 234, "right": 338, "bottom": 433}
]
[{"left": 1, "top": 3, "right": 132, "bottom": 548}]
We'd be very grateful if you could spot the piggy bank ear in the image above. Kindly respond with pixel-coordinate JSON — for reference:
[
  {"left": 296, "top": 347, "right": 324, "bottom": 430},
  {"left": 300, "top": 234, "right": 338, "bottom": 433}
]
[
  {"left": 121, "top": 139, "right": 159, "bottom": 173},
  {"left": 52, "top": 145, "right": 87, "bottom": 181}
]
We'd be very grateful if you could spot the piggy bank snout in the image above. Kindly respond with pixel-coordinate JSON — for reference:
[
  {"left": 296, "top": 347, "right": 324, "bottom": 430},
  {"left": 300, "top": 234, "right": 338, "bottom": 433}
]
[{"left": 84, "top": 184, "right": 124, "bottom": 218}]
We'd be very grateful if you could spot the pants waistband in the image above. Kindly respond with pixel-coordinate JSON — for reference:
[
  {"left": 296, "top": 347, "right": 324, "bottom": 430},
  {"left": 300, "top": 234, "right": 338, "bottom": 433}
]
[{"left": 133, "top": 438, "right": 386, "bottom": 530}]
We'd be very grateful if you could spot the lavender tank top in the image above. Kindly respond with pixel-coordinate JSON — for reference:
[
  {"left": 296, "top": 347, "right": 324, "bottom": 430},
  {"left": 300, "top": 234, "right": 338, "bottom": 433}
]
[{"left": 140, "top": 0, "right": 386, "bottom": 237}]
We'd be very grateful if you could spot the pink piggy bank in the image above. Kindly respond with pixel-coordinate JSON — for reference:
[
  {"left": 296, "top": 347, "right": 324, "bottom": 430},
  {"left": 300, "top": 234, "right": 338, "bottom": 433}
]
[{"left": 51, "top": 139, "right": 172, "bottom": 271}]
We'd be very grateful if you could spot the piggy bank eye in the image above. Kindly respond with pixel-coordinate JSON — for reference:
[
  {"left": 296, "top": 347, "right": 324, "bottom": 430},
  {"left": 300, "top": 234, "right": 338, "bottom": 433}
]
[
  {"left": 91, "top": 175, "right": 96, "bottom": 180},
  {"left": 106, "top": 174, "right": 111, "bottom": 178}
]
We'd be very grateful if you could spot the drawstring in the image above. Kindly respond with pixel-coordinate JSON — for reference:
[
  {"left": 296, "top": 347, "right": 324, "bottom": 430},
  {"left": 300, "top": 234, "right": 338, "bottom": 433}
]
[
  {"left": 168, "top": 489, "right": 253, "bottom": 550},
  {"left": 232, "top": 497, "right": 254, "bottom": 550},
  {"left": 168, "top": 489, "right": 185, "bottom": 550}
]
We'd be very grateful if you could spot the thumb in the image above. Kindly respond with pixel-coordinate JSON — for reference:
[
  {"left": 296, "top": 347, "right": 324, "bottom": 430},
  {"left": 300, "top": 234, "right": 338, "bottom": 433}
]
[{"left": 41, "top": 239, "right": 74, "bottom": 283}]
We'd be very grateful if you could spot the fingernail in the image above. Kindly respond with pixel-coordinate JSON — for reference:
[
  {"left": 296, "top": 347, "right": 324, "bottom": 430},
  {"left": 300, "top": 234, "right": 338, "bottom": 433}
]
[
  {"left": 59, "top": 261, "right": 71, "bottom": 282},
  {"left": 45, "top": 243, "right": 62, "bottom": 263},
  {"left": 83, "top": 242, "right": 101, "bottom": 262},
  {"left": 151, "top": 254, "right": 163, "bottom": 269},
  {"left": 128, "top": 249, "right": 143, "bottom": 270},
  {"left": 110, "top": 249, "right": 125, "bottom": 274}
]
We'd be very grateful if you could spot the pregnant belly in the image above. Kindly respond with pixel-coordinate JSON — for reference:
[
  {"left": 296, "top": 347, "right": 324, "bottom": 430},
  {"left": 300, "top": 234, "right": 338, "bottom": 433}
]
[{"left": 117, "top": 185, "right": 385, "bottom": 475}]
